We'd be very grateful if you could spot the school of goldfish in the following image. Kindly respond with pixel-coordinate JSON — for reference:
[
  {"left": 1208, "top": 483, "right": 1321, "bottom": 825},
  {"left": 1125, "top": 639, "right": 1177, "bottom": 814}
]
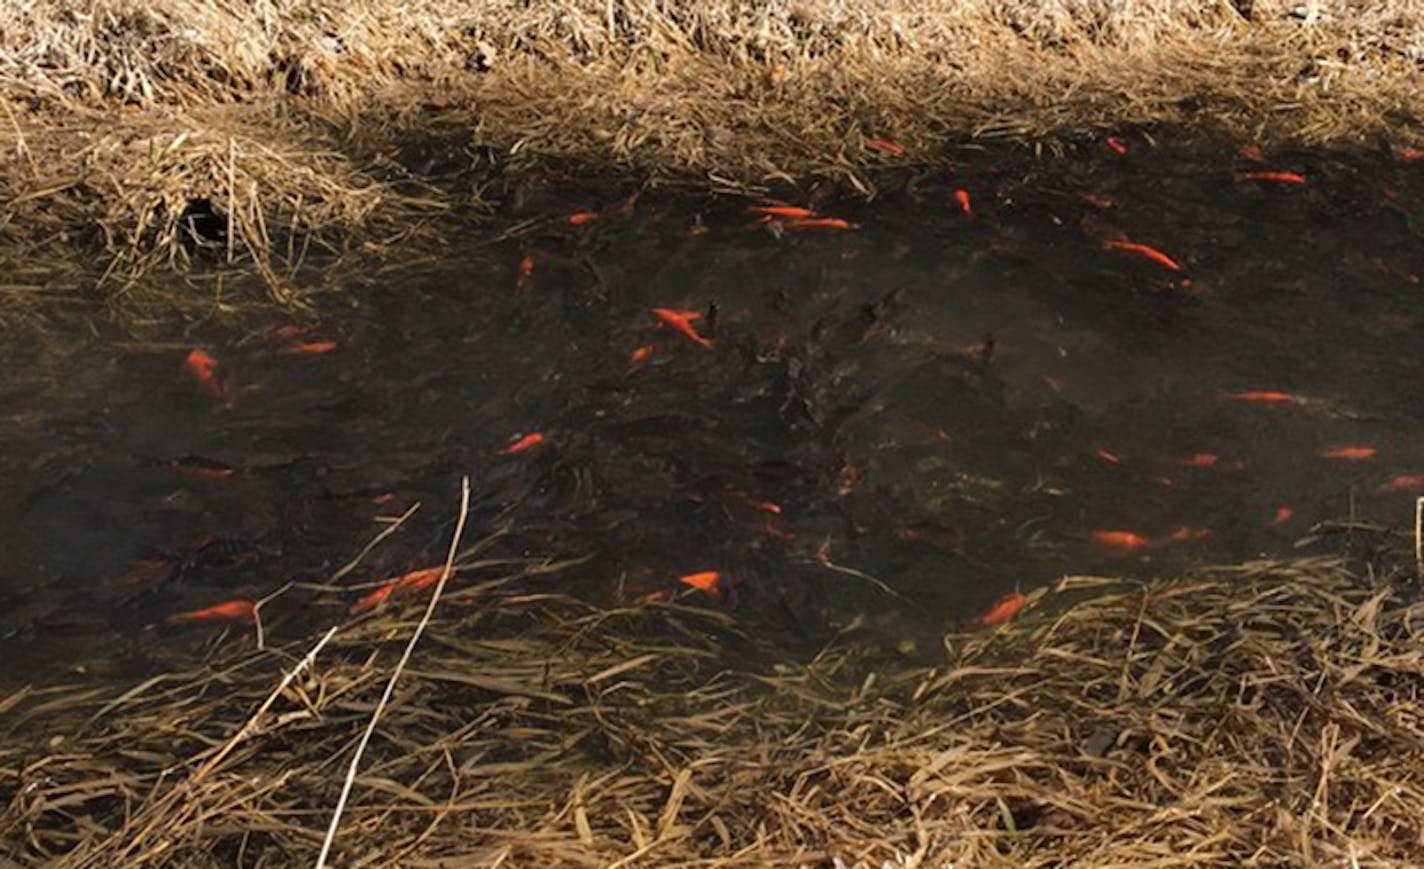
[{"left": 114, "top": 134, "right": 1424, "bottom": 640}]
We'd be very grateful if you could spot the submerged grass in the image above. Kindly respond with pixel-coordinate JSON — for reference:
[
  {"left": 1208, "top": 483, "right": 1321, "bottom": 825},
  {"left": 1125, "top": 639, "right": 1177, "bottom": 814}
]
[
  {"left": 4, "top": 533, "right": 1424, "bottom": 866},
  {"left": 2, "top": 1, "right": 1423, "bottom": 293}
]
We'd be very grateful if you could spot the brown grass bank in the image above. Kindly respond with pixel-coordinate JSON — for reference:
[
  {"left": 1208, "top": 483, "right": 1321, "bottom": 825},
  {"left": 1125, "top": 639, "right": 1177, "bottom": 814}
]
[
  {"left": 3, "top": 539, "right": 1424, "bottom": 866},
  {"left": 1, "top": 1, "right": 1422, "bottom": 294}
]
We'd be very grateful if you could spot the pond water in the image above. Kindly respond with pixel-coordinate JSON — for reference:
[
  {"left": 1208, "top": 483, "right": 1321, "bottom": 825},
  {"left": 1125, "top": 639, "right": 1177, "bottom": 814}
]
[{"left": 4, "top": 141, "right": 1424, "bottom": 684}]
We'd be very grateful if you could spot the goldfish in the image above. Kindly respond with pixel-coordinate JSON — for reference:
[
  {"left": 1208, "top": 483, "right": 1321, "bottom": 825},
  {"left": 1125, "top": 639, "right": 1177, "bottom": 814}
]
[
  {"left": 753, "top": 501, "right": 782, "bottom": 515},
  {"left": 980, "top": 592, "right": 1028, "bottom": 626},
  {"left": 1042, "top": 375, "right": 1065, "bottom": 393},
  {"left": 167, "top": 599, "right": 256, "bottom": 625},
  {"left": 865, "top": 137, "right": 906, "bottom": 156},
  {"left": 1104, "top": 136, "right": 1129, "bottom": 157},
  {"left": 1166, "top": 526, "right": 1211, "bottom": 542},
  {"left": 1378, "top": 474, "right": 1424, "bottom": 494},
  {"left": 1094, "top": 449, "right": 1122, "bottom": 465},
  {"left": 1269, "top": 505, "right": 1294, "bottom": 526},
  {"left": 784, "top": 217, "right": 858, "bottom": 231},
  {"left": 677, "top": 571, "right": 724, "bottom": 595},
  {"left": 280, "top": 339, "right": 337, "bottom": 355},
  {"left": 1181, "top": 453, "right": 1219, "bottom": 468},
  {"left": 271, "top": 324, "right": 314, "bottom": 340},
  {"left": 1235, "top": 171, "right": 1306, "bottom": 185},
  {"left": 566, "top": 211, "right": 600, "bottom": 226},
  {"left": 168, "top": 456, "right": 240, "bottom": 481},
  {"left": 184, "top": 348, "right": 224, "bottom": 398},
  {"left": 350, "top": 581, "right": 397, "bottom": 614},
  {"left": 1240, "top": 145, "right": 1265, "bottom": 162},
  {"left": 1077, "top": 192, "right": 1115, "bottom": 209},
  {"left": 953, "top": 189, "right": 972, "bottom": 215},
  {"left": 1092, "top": 530, "right": 1149, "bottom": 550},
  {"left": 650, "top": 308, "right": 714, "bottom": 349},
  {"left": 1401, "top": 148, "right": 1424, "bottom": 162},
  {"left": 517, "top": 254, "right": 535, "bottom": 291},
  {"left": 1319, "top": 446, "right": 1376, "bottom": 460},
  {"left": 1105, "top": 240, "right": 1184, "bottom": 272},
  {"left": 748, "top": 205, "right": 819, "bottom": 220},
  {"left": 629, "top": 344, "right": 654, "bottom": 362},
  {"left": 350, "top": 567, "right": 445, "bottom": 614},
  {"left": 1222, "top": 391, "right": 1303, "bottom": 404},
  {"left": 501, "top": 432, "right": 546, "bottom": 454},
  {"left": 836, "top": 459, "right": 862, "bottom": 496}
]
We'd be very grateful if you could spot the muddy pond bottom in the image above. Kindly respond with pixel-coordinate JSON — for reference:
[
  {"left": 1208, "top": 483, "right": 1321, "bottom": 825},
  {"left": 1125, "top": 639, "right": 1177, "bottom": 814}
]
[{"left": 5, "top": 142, "right": 1424, "bottom": 683}]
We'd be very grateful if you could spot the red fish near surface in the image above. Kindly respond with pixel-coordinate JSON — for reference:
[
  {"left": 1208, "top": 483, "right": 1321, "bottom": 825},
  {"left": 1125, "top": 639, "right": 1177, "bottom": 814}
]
[
  {"left": 678, "top": 571, "right": 725, "bottom": 595},
  {"left": 1092, "top": 530, "right": 1150, "bottom": 551},
  {"left": 351, "top": 567, "right": 445, "bottom": 614},
  {"left": 784, "top": 217, "right": 858, "bottom": 231},
  {"left": 1319, "top": 446, "right": 1377, "bottom": 460},
  {"left": 650, "top": 308, "right": 714, "bottom": 349},
  {"left": 1222, "top": 391, "right": 1304, "bottom": 404},
  {"left": 1378, "top": 475, "right": 1424, "bottom": 494},
  {"left": 865, "top": 137, "right": 906, "bottom": 156},
  {"left": 1269, "top": 505, "right": 1294, "bottom": 526},
  {"left": 980, "top": 592, "right": 1028, "bottom": 626},
  {"left": 185, "top": 348, "right": 225, "bottom": 399},
  {"left": 501, "top": 432, "right": 546, "bottom": 455},
  {"left": 1104, "top": 136, "right": 1129, "bottom": 157},
  {"left": 953, "top": 189, "right": 972, "bottom": 216},
  {"left": 517, "top": 254, "right": 535, "bottom": 291},
  {"left": 567, "top": 211, "right": 600, "bottom": 226},
  {"left": 1235, "top": 170, "right": 1307, "bottom": 185},
  {"left": 167, "top": 599, "right": 256, "bottom": 625},
  {"left": 280, "top": 339, "right": 338, "bottom": 355},
  {"left": 748, "top": 205, "right": 819, "bottom": 220},
  {"left": 1105, "top": 240, "right": 1184, "bottom": 272}
]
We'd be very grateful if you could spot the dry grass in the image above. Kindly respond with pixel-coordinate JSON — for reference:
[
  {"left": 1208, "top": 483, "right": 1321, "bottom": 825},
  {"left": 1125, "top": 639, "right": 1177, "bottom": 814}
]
[
  {"left": 1, "top": 0, "right": 1422, "bottom": 294},
  {"left": 4, "top": 541, "right": 1424, "bottom": 866}
]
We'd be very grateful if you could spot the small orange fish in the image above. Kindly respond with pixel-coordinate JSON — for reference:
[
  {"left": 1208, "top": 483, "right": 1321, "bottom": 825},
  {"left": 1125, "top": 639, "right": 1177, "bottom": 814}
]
[
  {"left": 1378, "top": 474, "right": 1424, "bottom": 494},
  {"left": 1401, "top": 148, "right": 1424, "bottom": 162},
  {"left": 567, "top": 211, "right": 600, "bottom": 226},
  {"left": 980, "top": 592, "right": 1028, "bottom": 626},
  {"left": 1222, "top": 391, "right": 1303, "bottom": 404},
  {"left": 836, "top": 459, "right": 861, "bottom": 496},
  {"left": 1181, "top": 453, "right": 1219, "bottom": 468},
  {"left": 1042, "top": 375, "right": 1065, "bottom": 393},
  {"left": 167, "top": 599, "right": 256, "bottom": 625},
  {"left": 650, "top": 308, "right": 714, "bottom": 349},
  {"left": 784, "top": 217, "right": 858, "bottom": 231},
  {"left": 748, "top": 205, "right": 819, "bottom": 220},
  {"left": 350, "top": 567, "right": 445, "bottom": 614},
  {"left": 185, "top": 349, "right": 224, "bottom": 398},
  {"left": 1166, "top": 526, "right": 1211, "bottom": 542},
  {"left": 350, "top": 580, "right": 398, "bottom": 614},
  {"left": 271, "top": 324, "right": 314, "bottom": 340},
  {"left": 1105, "top": 240, "right": 1184, "bottom": 272},
  {"left": 1319, "top": 446, "right": 1376, "bottom": 460},
  {"left": 865, "top": 137, "right": 906, "bottom": 156},
  {"left": 677, "top": 571, "right": 724, "bottom": 594},
  {"left": 1077, "top": 192, "right": 1115, "bottom": 209},
  {"left": 1269, "top": 505, "right": 1294, "bottom": 526},
  {"left": 501, "top": 432, "right": 546, "bottom": 454},
  {"left": 1092, "top": 530, "right": 1149, "bottom": 551},
  {"left": 632, "top": 589, "right": 676, "bottom": 606},
  {"left": 517, "top": 254, "right": 535, "bottom": 291},
  {"left": 629, "top": 344, "right": 654, "bottom": 363},
  {"left": 1104, "top": 136, "right": 1129, "bottom": 157},
  {"left": 1094, "top": 449, "right": 1122, "bottom": 465},
  {"left": 1240, "top": 145, "right": 1265, "bottom": 162},
  {"left": 280, "top": 339, "right": 338, "bottom": 355},
  {"left": 1235, "top": 171, "right": 1306, "bottom": 185},
  {"left": 753, "top": 501, "right": 782, "bottom": 515},
  {"left": 953, "top": 189, "right": 972, "bottom": 215}
]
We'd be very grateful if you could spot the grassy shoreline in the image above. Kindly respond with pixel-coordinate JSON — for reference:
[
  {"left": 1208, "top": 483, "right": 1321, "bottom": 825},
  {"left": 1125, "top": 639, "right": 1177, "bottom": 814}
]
[{"left": 2, "top": 0, "right": 1422, "bottom": 293}]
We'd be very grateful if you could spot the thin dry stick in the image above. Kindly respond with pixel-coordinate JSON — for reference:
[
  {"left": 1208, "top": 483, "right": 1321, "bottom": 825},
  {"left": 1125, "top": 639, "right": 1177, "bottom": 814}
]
[
  {"left": 1414, "top": 496, "right": 1422, "bottom": 580},
  {"left": 315, "top": 476, "right": 472, "bottom": 869}
]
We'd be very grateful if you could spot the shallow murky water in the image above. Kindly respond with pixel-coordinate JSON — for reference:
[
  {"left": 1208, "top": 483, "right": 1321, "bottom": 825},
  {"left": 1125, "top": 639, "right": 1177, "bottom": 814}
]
[{"left": 5, "top": 140, "right": 1424, "bottom": 684}]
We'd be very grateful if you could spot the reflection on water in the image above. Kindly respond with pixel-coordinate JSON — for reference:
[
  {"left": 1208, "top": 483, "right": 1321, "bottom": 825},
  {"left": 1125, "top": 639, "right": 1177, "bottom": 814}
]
[{"left": 4, "top": 141, "right": 1424, "bottom": 682}]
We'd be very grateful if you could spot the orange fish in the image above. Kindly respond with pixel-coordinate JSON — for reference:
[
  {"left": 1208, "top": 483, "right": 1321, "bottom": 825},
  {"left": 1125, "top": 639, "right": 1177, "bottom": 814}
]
[
  {"left": 1104, "top": 136, "right": 1129, "bottom": 157},
  {"left": 1377, "top": 474, "right": 1424, "bottom": 494},
  {"left": 350, "top": 580, "right": 398, "bottom": 614},
  {"left": 748, "top": 205, "right": 819, "bottom": 220},
  {"left": 677, "top": 571, "right": 724, "bottom": 594},
  {"left": 1042, "top": 375, "right": 1065, "bottom": 393},
  {"left": 629, "top": 344, "right": 654, "bottom": 363},
  {"left": 784, "top": 217, "right": 858, "bottom": 231},
  {"left": 1166, "top": 526, "right": 1211, "bottom": 542},
  {"left": 517, "top": 254, "right": 535, "bottom": 291},
  {"left": 350, "top": 567, "right": 445, "bottom": 614},
  {"left": 168, "top": 456, "right": 240, "bottom": 481},
  {"left": 1319, "top": 446, "right": 1376, "bottom": 460},
  {"left": 167, "top": 599, "right": 256, "bottom": 625},
  {"left": 1094, "top": 449, "right": 1122, "bottom": 465},
  {"left": 271, "top": 324, "right": 314, "bottom": 340},
  {"left": 1240, "top": 145, "right": 1265, "bottom": 162},
  {"left": 1269, "top": 505, "right": 1294, "bottom": 526},
  {"left": 650, "top": 308, "right": 714, "bottom": 349},
  {"left": 1077, "top": 192, "right": 1115, "bottom": 209},
  {"left": 185, "top": 349, "right": 224, "bottom": 398},
  {"left": 1222, "top": 391, "right": 1303, "bottom": 404},
  {"left": 753, "top": 501, "right": 782, "bottom": 515},
  {"left": 1235, "top": 171, "right": 1306, "bottom": 185},
  {"left": 837, "top": 459, "right": 861, "bottom": 496},
  {"left": 980, "top": 592, "right": 1028, "bottom": 626},
  {"left": 1105, "top": 240, "right": 1184, "bottom": 272},
  {"left": 1401, "top": 148, "right": 1424, "bottom": 162},
  {"left": 1181, "top": 453, "right": 1219, "bottom": 468},
  {"left": 1092, "top": 530, "right": 1149, "bottom": 550},
  {"left": 280, "top": 339, "right": 337, "bottom": 355},
  {"left": 953, "top": 189, "right": 972, "bottom": 215},
  {"left": 567, "top": 211, "right": 600, "bottom": 226},
  {"left": 501, "top": 432, "right": 546, "bottom": 455},
  {"left": 865, "top": 137, "right": 906, "bottom": 156}
]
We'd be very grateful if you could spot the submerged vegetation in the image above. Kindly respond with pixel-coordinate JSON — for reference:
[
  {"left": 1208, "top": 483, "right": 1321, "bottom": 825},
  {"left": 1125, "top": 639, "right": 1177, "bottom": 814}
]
[
  {"left": 3, "top": 524, "right": 1423, "bottom": 865},
  {"left": 2, "top": 0, "right": 1423, "bottom": 289}
]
